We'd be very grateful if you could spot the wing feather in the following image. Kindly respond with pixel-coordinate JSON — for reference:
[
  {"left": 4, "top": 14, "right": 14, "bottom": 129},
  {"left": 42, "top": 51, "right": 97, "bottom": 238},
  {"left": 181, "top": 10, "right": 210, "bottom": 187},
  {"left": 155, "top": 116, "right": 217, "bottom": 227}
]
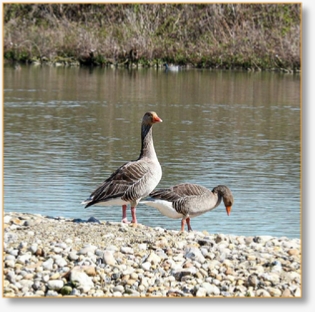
[
  {"left": 149, "top": 183, "right": 210, "bottom": 216},
  {"left": 85, "top": 159, "right": 157, "bottom": 207}
]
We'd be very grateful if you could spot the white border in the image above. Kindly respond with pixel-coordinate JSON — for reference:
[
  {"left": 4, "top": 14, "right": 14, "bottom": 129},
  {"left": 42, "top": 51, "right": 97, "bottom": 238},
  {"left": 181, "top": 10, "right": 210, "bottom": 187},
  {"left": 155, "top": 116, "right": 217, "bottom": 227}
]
[{"left": 1, "top": 0, "right": 313, "bottom": 310}]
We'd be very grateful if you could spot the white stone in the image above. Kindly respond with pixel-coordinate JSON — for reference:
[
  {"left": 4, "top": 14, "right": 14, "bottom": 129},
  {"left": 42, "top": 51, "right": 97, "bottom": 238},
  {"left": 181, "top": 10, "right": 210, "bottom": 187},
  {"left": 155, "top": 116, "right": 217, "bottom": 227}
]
[
  {"left": 113, "top": 285, "right": 124, "bottom": 293},
  {"left": 19, "top": 279, "right": 34, "bottom": 289},
  {"left": 16, "top": 254, "right": 31, "bottom": 264},
  {"left": 122, "top": 268, "right": 134, "bottom": 275},
  {"left": 4, "top": 215, "right": 12, "bottom": 224},
  {"left": 29, "top": 244, "right": 38, "bottom": 254},
  {"left": 53, "top": 247, "right": 63, "bottom": 253},
  {"left": 55, "top": 257, "right": 68, "bottom": 267},
  {"left": 120, "top": 246, "right": 134, "bottom": 254},
  {"left": 294, "top": 287, "right": 301, "bottom": 297},
  {"left": 5, "top": 255, "right": 16, "bottom": 261},
  {"left": 70, "top": 270, "right": 94, "bottom": 293},
  {"left": 78, "top": 245, "right": 97, "bottom": 255},
  {"left": 138, "top": 244, "right": 147, "bottom": 250},
  {"left": 201, "top": 282, "right": 220, "bottom": 296},
  {"left": 141, "top": 262, "right": 151, "bottom": 271},
  {"left": 196, "top": 287, "right": 207, "bottom": 297},
  {"left": 106, "top": 245, "right": 118, "bottom": 252},
  {"left": 103, "top": 250, "right": 117, "bottom": 266},
  {"left": 47, "top": 280, "right": 64, "bottom": 291},
  {"left": 256, "top": 289, "right": 271, "bottom": 297},
  {"left": 46, "top": 290, "right": 59, "bottom": 297},
  {"left": 260, "top": 272, "right": 280, "bottom": 284},
  {"left": 267, "top": 287, "right": 282, "bottom": 297},
  {"left": 42, "top": 258, "right": 54, "bottom": 270},
  {"left": 65, "top": 238, "right": 73, "bottom": 244},
  {"left": 68, "top": 251, "right": 79, "bottom": 261},
  {"left": 147, "top": 252, "right": 161, "bottom": 264}
]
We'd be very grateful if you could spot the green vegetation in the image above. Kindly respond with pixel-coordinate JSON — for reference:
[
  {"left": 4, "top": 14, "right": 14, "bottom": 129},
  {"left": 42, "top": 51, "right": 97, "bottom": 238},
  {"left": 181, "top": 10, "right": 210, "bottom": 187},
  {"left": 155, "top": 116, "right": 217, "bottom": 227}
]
[{"left": 3, "top": 3, "right": 301, "bottom": 72}]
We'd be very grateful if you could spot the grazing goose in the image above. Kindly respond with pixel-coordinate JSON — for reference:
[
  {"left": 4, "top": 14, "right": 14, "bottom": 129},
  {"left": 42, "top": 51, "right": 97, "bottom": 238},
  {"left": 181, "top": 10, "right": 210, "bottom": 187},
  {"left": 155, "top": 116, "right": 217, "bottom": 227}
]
[
  {"left": 141, "top": 184, "right": 234, "bottom": 232},
  {"left": 163, "top": 63, "right": 179, "bottom": 72},
  {"left": 82, "top": 111, "right": 163, "bottom": 224}
]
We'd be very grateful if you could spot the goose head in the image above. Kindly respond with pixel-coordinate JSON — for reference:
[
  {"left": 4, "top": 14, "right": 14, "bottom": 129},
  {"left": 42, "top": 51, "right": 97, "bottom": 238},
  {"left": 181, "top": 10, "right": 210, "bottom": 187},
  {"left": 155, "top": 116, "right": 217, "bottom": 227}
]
[
  {"left": 212, "top": 185, "right": 234, "bottom": 216},
  {"left": 142, "top": 111, "right": 163, "bottom": 125}
]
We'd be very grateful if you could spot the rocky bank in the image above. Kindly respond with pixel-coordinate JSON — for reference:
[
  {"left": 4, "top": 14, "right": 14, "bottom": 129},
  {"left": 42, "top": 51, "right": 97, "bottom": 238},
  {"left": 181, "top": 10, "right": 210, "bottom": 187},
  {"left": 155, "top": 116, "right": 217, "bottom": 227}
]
[{"left": 3, "top": 212, "right": 301, "bottom": 298}]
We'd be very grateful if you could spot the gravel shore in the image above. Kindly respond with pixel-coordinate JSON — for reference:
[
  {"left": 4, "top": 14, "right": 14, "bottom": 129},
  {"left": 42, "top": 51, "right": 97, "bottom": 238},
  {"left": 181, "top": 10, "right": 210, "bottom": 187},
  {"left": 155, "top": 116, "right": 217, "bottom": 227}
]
[{"left": 3, "top": 212, "right": 301, "bottom": 298}]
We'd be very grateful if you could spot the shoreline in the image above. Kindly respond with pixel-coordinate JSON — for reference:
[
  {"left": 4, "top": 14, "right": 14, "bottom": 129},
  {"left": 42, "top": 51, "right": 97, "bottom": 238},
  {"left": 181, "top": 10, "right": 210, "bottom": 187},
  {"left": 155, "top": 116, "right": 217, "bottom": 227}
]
[
  {"left": 5, "top": 61, "right": 300, "bottom": 74},
  {"left": 3, "top": 212, "right": 301, "bottom": 298}
]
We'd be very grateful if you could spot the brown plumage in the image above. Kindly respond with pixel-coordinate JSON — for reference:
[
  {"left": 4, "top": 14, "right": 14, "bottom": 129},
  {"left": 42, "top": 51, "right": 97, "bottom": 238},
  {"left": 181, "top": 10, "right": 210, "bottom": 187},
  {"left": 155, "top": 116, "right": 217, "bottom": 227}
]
[
  {"left": 82, "top": 111, "right": 163, "bottom": 224},
  {"left": 141, "top": 184, "right": 234, "bottom": 231}
]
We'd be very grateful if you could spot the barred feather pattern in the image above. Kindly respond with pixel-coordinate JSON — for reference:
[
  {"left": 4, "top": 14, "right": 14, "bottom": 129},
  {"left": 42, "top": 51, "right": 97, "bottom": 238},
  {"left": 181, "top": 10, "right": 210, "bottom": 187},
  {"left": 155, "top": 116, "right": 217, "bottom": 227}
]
[
  {"left": 85, "top": 159, "right": 161, "bottom": 208},
  {"left": 148, "top": 183, "right": 233, "bottom": 218},
  {"left": 83, "top": 111, "right": 162, "bottom": 210},
  {"left": 149, "top": 183, "right": 211, "bottom": 216}
]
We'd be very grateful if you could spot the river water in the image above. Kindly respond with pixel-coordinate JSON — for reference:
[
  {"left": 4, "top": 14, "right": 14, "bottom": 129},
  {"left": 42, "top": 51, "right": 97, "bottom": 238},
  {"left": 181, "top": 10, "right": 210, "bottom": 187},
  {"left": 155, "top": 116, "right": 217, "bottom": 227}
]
[{"left": 3, "top": 65, "right": 301, "bottom": 238}]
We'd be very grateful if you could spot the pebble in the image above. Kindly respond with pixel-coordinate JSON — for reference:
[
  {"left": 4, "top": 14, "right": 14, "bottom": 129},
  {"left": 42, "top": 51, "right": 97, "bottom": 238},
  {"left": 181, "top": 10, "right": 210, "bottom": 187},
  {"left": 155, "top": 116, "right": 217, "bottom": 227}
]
[
  {"left": 70, "top": 270, "right": 94, "bottom": 293},
  {"left": 47, "top": 280, "right": 64, "bottom": 291},
  {"left": 103, "top": 250, "right": 117, "bottom": 266},
  {"left": 3, "top": 212, "right": 301, "bottom": 298}
]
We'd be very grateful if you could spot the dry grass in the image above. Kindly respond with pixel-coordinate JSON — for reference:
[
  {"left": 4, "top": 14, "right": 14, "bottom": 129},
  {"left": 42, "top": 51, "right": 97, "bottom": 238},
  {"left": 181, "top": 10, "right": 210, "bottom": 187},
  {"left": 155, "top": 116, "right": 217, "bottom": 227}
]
[{"left": 3, "top": 3, "right": 301, "bottom": 71}]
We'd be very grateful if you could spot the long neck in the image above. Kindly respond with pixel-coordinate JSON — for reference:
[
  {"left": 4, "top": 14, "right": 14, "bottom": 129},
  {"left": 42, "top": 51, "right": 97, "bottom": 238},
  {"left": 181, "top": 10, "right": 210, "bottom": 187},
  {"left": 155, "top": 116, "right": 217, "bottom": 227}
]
[
  {"left": 139, "top": 123, "right": 157, "bottom": 159},
  {"left": 211, "top": 187, "right": 224, "bottom": 208},
  {"left": 212, "top": 192, "right": 222, "bottom": 209},
  {"left": 215, "top": 194, "right": 222, "bottom": 207}
]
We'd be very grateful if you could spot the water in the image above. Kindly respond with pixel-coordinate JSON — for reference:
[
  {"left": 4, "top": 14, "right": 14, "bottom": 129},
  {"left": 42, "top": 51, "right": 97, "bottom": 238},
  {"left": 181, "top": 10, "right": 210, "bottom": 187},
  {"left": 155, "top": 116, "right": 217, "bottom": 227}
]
[{"left": 3, "top": 65, "right": 301, "bottom": 238}]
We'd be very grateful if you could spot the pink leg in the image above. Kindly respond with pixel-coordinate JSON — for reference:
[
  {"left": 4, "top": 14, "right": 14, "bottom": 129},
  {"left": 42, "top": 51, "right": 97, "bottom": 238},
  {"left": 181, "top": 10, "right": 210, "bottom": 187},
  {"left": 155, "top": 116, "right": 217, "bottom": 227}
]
[
  {"left": 121, "top": 205, "right": 129, "bottom": 223},
  {"left": 181, "top": 219, "right": 186, "bottom": 232},
  {"left": 186, "top": 218, "right": 193, "bottom": 232},
  {"left": 131, "top": 207, "right": 138, "bottom": 224}
]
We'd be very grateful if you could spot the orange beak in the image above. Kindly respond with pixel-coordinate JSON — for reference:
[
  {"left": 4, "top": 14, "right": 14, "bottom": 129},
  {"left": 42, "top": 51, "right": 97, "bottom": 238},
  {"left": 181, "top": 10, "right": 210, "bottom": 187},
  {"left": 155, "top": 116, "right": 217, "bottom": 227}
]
[
  {"left": 226, "top": 206, "right": 231, "bottom": 216},
  {"left": 153, "top": 114, "right": 163, "bottom": 123}
]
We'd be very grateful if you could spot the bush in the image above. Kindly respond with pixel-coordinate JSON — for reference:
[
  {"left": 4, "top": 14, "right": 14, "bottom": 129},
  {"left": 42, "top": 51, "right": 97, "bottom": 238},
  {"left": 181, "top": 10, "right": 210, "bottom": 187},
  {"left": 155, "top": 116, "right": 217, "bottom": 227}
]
[{"left": 3, "top": 3, "right": 301, "bottom": 71}]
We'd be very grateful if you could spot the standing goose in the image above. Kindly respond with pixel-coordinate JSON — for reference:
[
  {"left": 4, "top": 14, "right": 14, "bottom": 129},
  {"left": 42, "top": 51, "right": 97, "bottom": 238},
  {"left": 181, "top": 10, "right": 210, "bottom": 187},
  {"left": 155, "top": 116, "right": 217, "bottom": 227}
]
[
  {"left": 82, "top": 111, "right": 163, "bottom": 224},
  {"left": 141, "top": 184, "right": 234, "bottom": 232}
]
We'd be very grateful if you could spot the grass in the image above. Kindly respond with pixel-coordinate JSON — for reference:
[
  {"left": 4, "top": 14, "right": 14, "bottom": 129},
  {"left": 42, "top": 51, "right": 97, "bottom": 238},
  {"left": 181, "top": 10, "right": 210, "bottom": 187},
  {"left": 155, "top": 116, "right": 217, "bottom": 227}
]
[{"left": 3, "top": 3, "right": 301, "bottom": 72}]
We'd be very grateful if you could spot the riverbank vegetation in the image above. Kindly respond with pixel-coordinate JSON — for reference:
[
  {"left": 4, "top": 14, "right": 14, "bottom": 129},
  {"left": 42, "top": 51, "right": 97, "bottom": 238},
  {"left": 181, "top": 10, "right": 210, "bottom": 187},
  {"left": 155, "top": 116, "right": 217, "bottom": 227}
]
[{"left": 3, "top": 3, "right": 301, "bottom": 72}]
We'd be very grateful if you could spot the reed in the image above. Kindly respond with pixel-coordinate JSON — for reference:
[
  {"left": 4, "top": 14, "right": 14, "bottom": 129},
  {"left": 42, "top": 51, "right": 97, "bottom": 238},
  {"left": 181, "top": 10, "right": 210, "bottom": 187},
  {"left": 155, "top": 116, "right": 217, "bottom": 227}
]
[{"left": 3, "top": 3, "right": 301, "bottom": 71}]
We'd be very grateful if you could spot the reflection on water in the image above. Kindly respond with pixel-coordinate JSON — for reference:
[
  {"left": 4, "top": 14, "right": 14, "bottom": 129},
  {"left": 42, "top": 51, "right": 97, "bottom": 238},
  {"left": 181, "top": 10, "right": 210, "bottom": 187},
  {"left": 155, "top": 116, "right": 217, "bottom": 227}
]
[{"left": 3, "top": 66, "right": 301, "bottom": 238}]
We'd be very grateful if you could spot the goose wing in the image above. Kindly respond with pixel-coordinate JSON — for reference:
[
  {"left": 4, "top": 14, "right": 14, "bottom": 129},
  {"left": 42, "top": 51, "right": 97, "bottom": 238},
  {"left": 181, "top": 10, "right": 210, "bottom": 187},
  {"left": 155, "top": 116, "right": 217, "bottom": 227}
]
[
  {"left": 150, "top": 183, "right": 208, "bottom": 200},
  {"left": 172, "top": 183, "right": 219, "bottom": 216},
  {"left": 84, "top": 159, "right": 158, "bottom": 207},
  {"left": 149, "top": 183, "right": 211, "bottom": 216}
]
